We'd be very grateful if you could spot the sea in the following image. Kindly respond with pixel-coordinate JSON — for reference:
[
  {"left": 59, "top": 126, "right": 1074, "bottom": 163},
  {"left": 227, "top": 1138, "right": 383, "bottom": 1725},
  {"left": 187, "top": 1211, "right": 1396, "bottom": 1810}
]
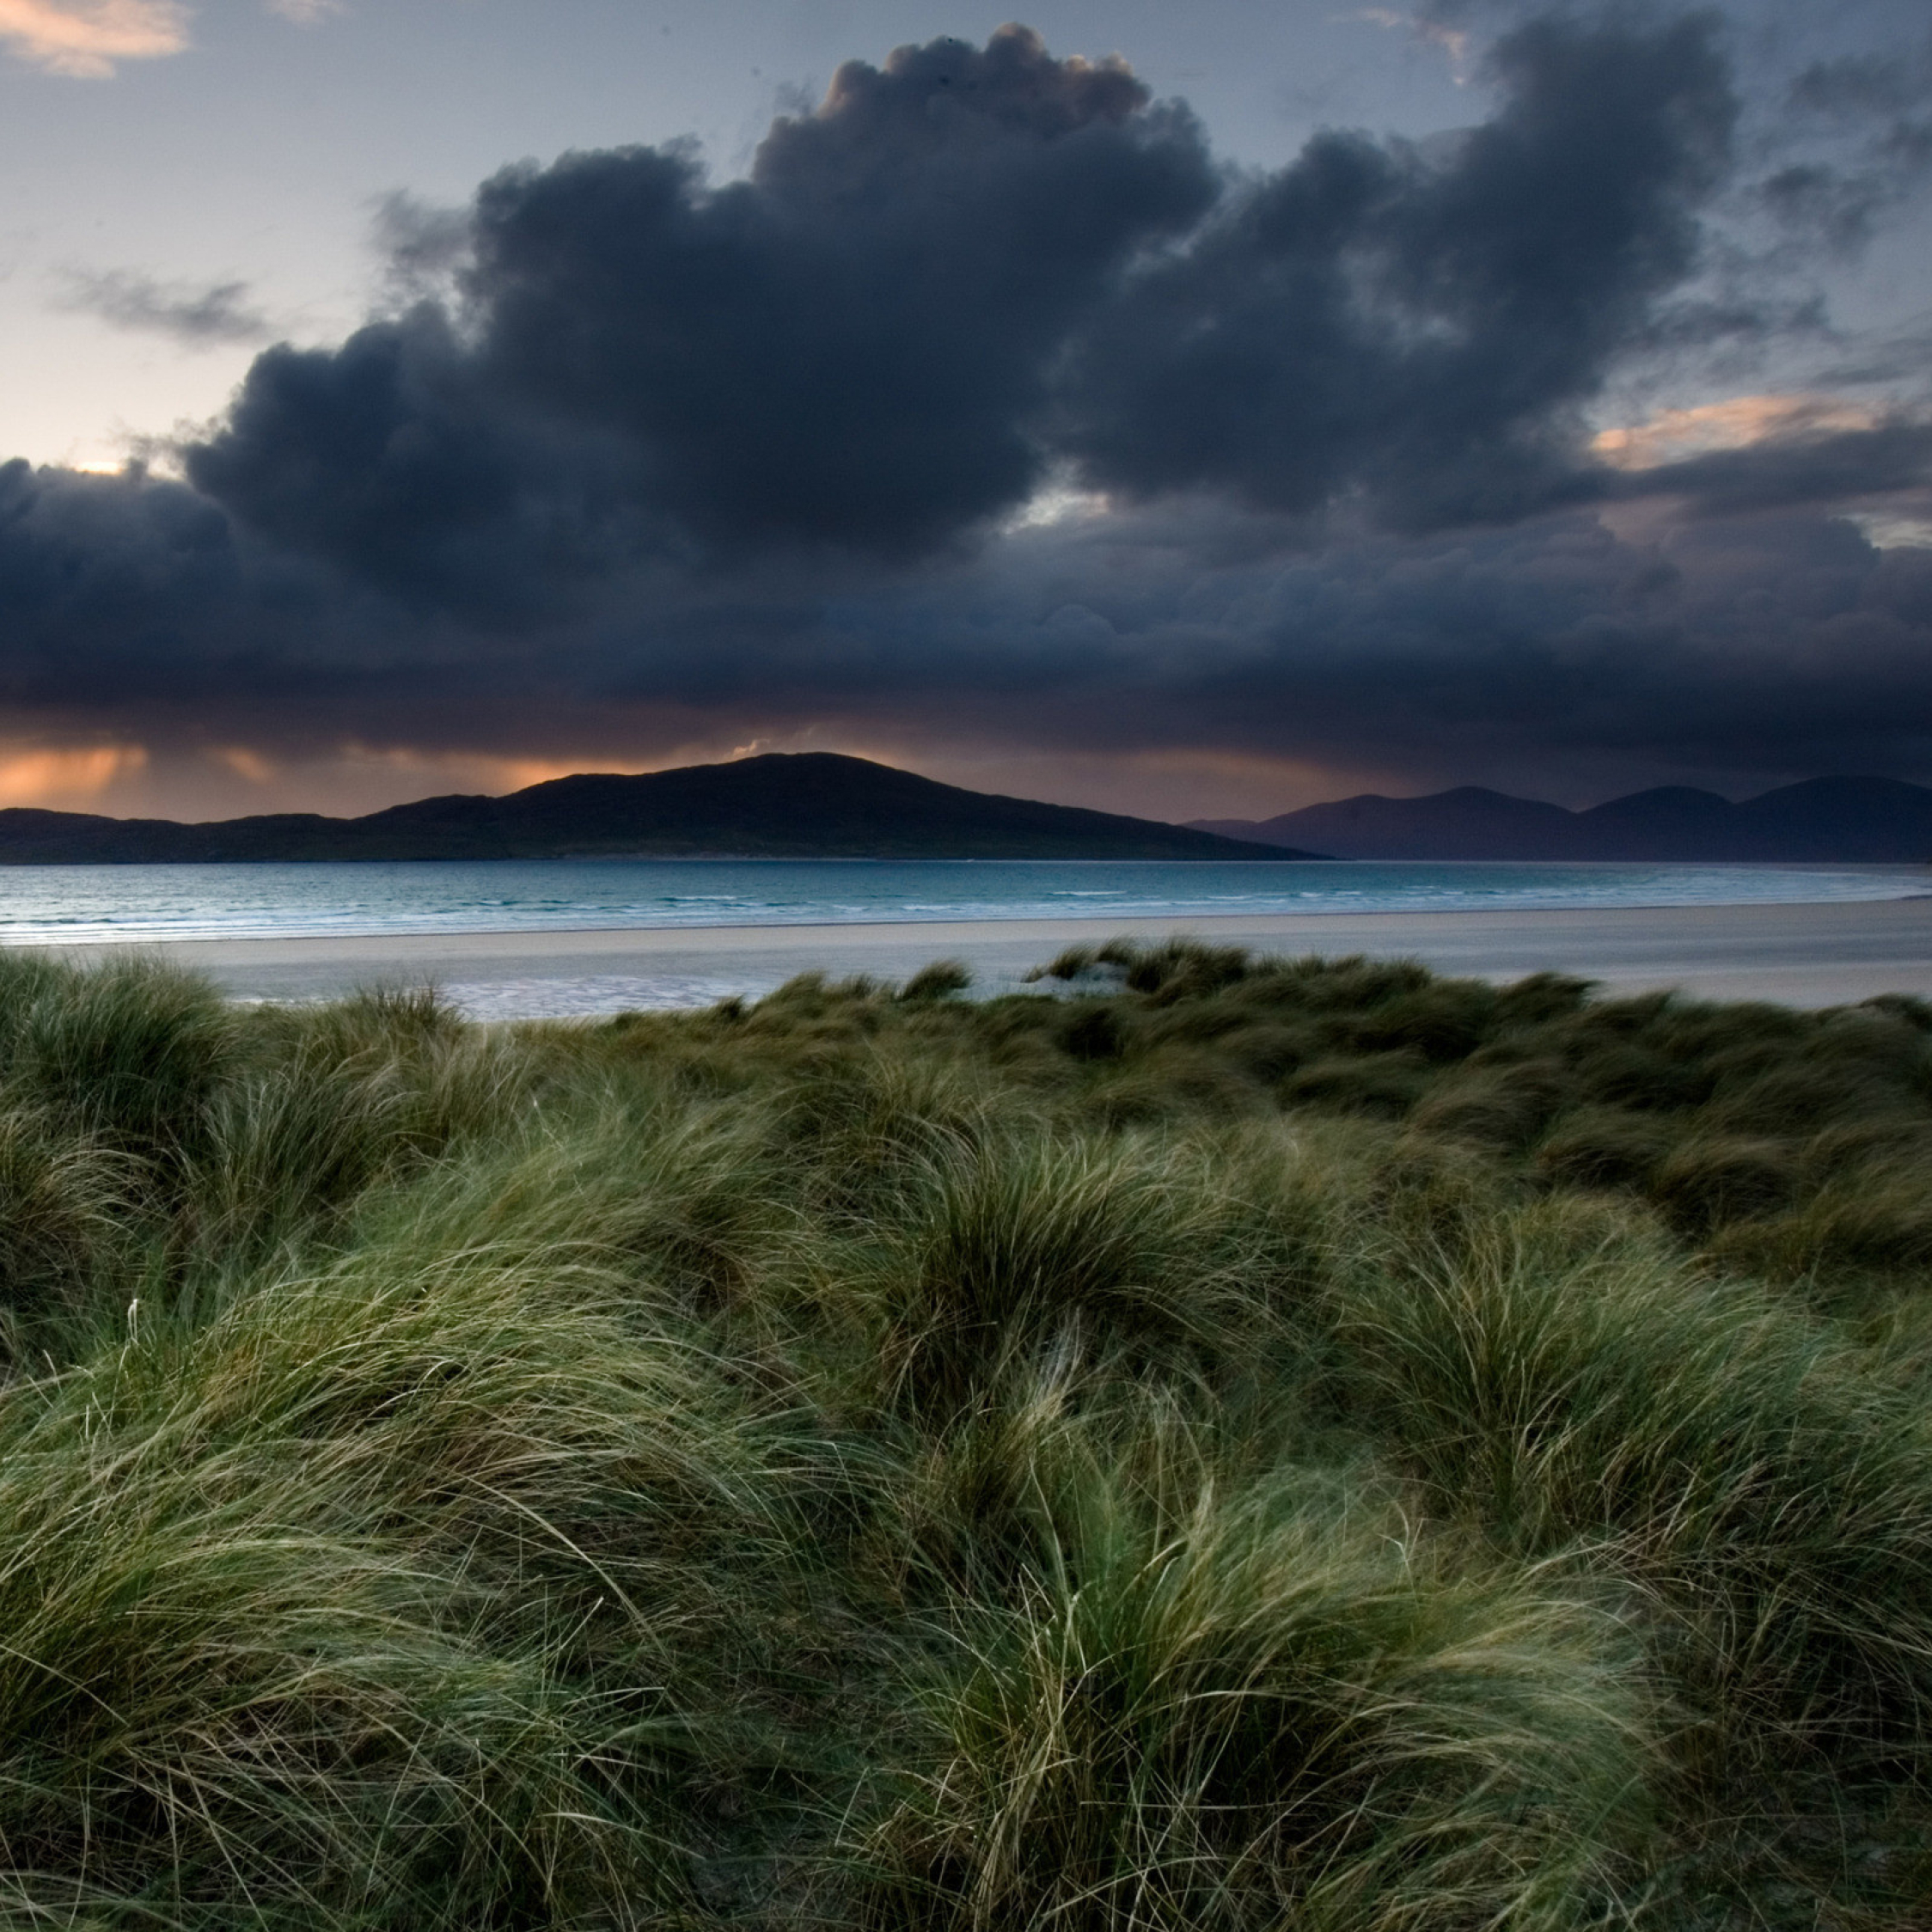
[
  {"left": 0, "top": 858, "right": 1923, "bottom": 1016},
  {"left": 0, "top": 856, "right": 1924, "bottom": 948}
]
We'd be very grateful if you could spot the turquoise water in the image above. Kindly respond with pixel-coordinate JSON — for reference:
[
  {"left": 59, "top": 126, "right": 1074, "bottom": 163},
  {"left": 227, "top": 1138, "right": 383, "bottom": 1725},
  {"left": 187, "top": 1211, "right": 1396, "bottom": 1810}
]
[{"left": 0, "top": 856, "right": 1923, "bottom": 945}]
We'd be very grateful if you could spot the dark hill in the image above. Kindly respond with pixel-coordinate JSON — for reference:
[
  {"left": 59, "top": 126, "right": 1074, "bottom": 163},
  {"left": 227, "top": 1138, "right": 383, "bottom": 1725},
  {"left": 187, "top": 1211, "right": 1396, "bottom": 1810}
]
[
  {"left": 0, "top": 753, "right": 1322, "bottom": 864},
  {"left": 1193, "top": 775, "right": 1932, "bottom": 862}
]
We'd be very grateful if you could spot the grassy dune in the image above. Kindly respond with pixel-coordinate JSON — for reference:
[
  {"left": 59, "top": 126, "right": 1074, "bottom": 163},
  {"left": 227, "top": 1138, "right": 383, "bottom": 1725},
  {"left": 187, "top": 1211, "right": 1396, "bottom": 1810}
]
[{"left": 2, "top": 940, "right": 1931, "bottom": 1927}]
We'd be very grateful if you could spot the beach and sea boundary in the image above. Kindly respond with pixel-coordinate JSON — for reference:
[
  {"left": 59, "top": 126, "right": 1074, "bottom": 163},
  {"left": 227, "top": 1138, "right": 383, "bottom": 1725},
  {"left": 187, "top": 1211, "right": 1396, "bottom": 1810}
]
[{"left": 52, "top": 894, "right": 1932, "bottom": 1014}]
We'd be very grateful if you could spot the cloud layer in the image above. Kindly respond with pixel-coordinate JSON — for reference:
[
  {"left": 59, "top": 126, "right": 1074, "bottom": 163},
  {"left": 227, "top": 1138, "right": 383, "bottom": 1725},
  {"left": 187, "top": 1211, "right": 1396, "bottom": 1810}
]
[{"left": 2, "top": 10, "right": 1929, "bottom": 812}]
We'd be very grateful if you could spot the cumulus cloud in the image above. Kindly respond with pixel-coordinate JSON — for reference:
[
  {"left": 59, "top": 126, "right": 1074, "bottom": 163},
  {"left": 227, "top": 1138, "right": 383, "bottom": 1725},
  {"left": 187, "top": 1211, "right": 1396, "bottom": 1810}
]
[
  {"left": 1055, "top": 15, "right": 1736, "bottom": 530},
  {"left": 190, "top": 26, "right": 1219, "bottom": 578},
  {"left": 183, "top": 13, "right": 1764, "bottom": 588},
  {"left": 0, "top": 0, "right": 187, "bottom": 77},
  {"left": 0, "top": 457, "right": 322, "bottom": 712}
]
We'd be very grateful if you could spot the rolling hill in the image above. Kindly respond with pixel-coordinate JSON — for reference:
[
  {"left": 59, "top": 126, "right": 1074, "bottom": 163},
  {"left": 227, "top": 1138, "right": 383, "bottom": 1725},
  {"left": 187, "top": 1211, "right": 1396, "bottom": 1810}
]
[
  {"left": 0, "top": 752, "right": 1323, "bottom": 864},
  {"left": 1192, "top": 776, "right": 1932, "bottom": 863}
]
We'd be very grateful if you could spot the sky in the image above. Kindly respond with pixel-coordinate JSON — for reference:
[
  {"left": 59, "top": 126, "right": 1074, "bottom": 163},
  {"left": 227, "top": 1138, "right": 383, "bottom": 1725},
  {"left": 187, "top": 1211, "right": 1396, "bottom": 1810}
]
[{"left": 1, "top": 0, "right": 1929, "bottom": 823}]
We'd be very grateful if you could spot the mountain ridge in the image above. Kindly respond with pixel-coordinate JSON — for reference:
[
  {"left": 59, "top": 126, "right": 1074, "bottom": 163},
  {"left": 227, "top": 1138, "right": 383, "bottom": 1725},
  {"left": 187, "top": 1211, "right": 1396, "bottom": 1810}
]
[
  {"left": 1191, "top": 775, "right": 1932, "bottom": 862},
  {"left": 0, "top": 752, "right": 1322, "bottom": 864}
]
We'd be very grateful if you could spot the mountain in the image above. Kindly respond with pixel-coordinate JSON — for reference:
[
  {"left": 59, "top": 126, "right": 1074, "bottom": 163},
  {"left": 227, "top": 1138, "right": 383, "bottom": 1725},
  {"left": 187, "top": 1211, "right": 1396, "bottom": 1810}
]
[
  {"left": 1191, "top": 776, "right": 1932, "bottom": 862},
  {"left": 0, "top": 753, "right": 1323, "bottom": 864}
]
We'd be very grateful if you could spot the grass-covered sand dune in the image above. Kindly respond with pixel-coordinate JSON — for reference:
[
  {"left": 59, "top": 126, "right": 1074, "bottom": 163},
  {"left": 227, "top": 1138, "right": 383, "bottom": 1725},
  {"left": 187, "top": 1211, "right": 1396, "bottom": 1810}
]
[{"left": 3, "top": 938, "right": 1932, "bottom": 1929}]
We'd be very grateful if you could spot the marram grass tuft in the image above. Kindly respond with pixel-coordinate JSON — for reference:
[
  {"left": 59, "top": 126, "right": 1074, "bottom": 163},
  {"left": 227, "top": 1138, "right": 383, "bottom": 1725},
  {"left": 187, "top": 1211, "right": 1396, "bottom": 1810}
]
[{"left": 0, "top": 942, "right": 1929, "bottom": 1927}]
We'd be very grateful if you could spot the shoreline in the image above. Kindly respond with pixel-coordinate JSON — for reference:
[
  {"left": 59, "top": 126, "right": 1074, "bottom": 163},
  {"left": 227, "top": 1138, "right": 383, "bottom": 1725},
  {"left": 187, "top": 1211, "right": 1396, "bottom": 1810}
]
[{"left": 32, "top": 896, "right": 1932, "bottom": 1012}]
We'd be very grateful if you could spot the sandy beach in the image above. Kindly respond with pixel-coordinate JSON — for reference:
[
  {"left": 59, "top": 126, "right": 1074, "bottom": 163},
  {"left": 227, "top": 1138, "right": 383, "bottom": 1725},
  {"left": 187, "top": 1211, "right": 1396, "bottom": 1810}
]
[{"left": 52, "top": 894, "right": 1932, "bottom": 1012}]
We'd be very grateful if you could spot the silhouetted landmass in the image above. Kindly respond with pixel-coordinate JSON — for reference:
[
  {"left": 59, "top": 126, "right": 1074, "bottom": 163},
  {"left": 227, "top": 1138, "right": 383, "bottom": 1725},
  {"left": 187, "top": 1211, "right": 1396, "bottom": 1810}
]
[
  {"left": 1193, "top": 775, "right": 1932, "bottom": 862},
  {"left": 0, "top": 752, "right": 1320, "bottom": 864}
]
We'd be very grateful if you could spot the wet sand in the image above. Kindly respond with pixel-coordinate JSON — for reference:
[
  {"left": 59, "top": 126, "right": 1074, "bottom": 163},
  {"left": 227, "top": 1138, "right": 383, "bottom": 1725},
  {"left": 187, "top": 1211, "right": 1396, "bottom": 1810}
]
[{"left": 53, "top": 895, "right": 1932, "bottom": 1012}]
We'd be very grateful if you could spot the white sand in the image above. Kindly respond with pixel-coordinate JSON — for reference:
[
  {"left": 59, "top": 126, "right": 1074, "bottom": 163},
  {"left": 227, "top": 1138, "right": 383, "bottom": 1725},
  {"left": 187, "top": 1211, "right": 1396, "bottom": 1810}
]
[{"left": 50, "top": 896, "right": 1932, "bottom": 1013}]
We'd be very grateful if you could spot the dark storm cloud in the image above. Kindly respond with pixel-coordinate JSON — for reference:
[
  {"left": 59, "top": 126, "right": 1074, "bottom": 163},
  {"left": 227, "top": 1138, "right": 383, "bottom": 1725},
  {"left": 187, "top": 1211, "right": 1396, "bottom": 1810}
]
[
  {"left": 1056, "top": 14, "right": 1736, "bottom": 529},
  {"left": 190, "top": 25, "right": 1219, "bottom": 572},
  {"left": 55, "top": 268, "right": 273, "bottom": 345},
  {"left": 186, "top": 11, "right": 1763, "bottom": 583},
  {"left": 1217, "top": 511, "right": 1932, "bottom": 780},
  {"left": 0, "top": 457, "right": 524, "bottom": 733},
  {"left": 0, "top": 458, "right": 249, "bottom": 706},
  {"left": 184, "top": 306, "right": 648, "bottom": 617},
  {"left": 3, "top": 11, "right": 1932, "bottom": 804},
  {"left": 468, "top": 31, "right": 1214, "bottom": 554},
  {"left": 5, "top": 455, "right": 1932, "bottom": 798},
  {"left": 744, "top": 498, "right": 1932, "bottom": 787}
]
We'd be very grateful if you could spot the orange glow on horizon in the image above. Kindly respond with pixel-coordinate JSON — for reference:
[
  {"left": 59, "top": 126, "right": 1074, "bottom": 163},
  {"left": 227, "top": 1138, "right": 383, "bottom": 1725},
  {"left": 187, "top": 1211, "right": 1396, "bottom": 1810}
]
[
  {"left": 211, "top": 746, "right": 277, "bottom": 785},
  {"left": 327, "top": 743, "right": 673, "bottom": 798},
  {"left": 0, "top": 734, "right": 1389, "bottom": 827},
  {"left": 0, "top": 743, "right": 148, "bottom": 806},
  {"left": 480, "top": 755, "right": 651, "bottom": 791}
]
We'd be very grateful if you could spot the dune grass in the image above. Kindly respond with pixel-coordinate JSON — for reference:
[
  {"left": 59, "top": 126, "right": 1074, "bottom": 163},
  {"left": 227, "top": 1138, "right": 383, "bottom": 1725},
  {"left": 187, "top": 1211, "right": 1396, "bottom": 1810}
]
[{"left": 2, "top": 944, "right": 1931, "bottom": 1926}]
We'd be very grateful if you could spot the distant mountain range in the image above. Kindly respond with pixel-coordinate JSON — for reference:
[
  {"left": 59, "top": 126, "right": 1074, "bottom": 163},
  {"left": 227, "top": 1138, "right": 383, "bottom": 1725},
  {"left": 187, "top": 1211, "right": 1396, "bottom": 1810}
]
[
  {"left": 1191, "top": 776, "right": 1932, "bottom": 863},
  {"left": 0, "top": 752, "right": 1319, "bottom": 864}
]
